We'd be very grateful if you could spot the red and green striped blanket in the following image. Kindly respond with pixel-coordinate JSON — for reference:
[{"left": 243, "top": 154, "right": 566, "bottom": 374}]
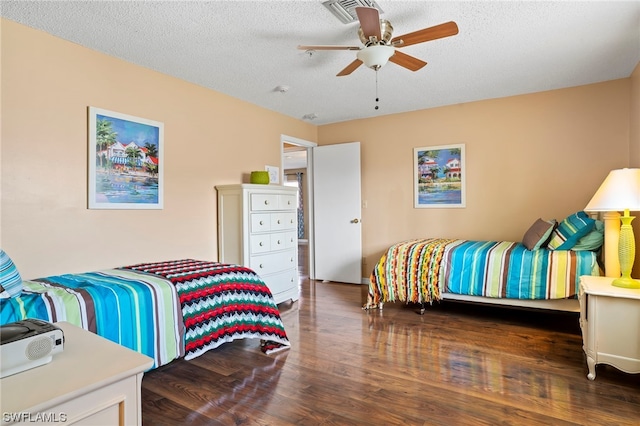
[{"left": 122, "top": 259, "right": 290, "bottom": 359}]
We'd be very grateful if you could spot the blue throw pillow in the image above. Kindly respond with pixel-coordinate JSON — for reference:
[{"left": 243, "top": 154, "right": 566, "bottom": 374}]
[
  {"left": 547, "top": 211, "right": 596, "bottom": 250},
  {"left": 0, "top": 250, "right": 23, "bottom": 299},
  {"left": 572, "top": 220, "right": 605, "bottom": 251}
]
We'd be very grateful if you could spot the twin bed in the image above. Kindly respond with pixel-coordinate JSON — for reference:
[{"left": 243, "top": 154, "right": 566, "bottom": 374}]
[
  {"left": 0, "top": 258, "right": 290, "bottom": 369},
  {"left": 365, "top": 211, "right": 604, "bottom": 312}
]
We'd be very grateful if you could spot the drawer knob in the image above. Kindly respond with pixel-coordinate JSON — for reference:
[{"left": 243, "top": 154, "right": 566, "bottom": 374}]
[
  {"left": 259, "top": 264, "right": 264, "bottom": 269},
  {"left": 259, "top": 242, "right": 263, "bottom": 246},
  {"left": 264, "top": 200, "right": 269, "bottom": 205},
  {"left": 277, "top": 220, "right": 281, "bottom": 224},
  {"left": 277, "top": 240, "right": 281, "bottom": 244},
  {"left": 260, "top": 220, "right": 264, "bottom": 225}
]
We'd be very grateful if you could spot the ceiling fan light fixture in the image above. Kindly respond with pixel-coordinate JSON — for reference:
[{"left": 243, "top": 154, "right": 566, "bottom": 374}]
[{"left": 356, "top": 45, "right": 395, "bottom": 70}]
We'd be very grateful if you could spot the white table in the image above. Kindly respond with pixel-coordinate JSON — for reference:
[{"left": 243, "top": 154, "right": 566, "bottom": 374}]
[
  {"left": 1, "top": 321, "right": 153, "bottom": 425},
  {"left": 579, "top": 275, "right": 640, "bottom": 380}
]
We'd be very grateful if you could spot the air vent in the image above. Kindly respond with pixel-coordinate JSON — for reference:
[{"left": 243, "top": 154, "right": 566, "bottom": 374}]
[{"left": 322, "top": 0, "right": 383, "bottom": 24}]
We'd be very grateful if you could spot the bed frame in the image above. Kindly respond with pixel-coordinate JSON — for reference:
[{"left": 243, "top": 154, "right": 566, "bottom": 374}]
[
  {"left": 364, "top": 290, "right": 580, "bottom": 313},
  {"left": 441, "top": 292, "right": 579, "bottom": 312}
]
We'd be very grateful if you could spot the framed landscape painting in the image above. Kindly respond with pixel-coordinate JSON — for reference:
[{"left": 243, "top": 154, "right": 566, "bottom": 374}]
[
  {"left": 413, "top": 144, "right": 466, "bottom": 208},
  {"left": 88, "top": 107, "right": 164, "bottom": 209}
]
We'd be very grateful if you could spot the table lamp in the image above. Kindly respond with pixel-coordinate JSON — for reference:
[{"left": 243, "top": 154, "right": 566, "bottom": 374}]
[{"left": 585, "top": 168, "right": 640, "bottom": 288}]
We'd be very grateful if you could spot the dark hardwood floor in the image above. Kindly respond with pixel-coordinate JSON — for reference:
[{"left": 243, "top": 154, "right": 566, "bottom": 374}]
[{"left": 141, "top": 253, "right": 640, "bottom": 425}]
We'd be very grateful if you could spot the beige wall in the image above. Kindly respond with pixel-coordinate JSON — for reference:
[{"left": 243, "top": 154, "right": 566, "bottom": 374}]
[
  {"left": 629, "top": 62, "right": 640, "bottom": 276},
  {"left": 318, "top": 79, "right": 632, "bottom": 276},
  {"left": 2, "top": 19, "right": 638, "bottom": 281},
  {"left": 630, "top": 62, "right": 640, "bottom": 167},
  {"left": 0, "top": 19, "right": 317, "bottom": 279}
]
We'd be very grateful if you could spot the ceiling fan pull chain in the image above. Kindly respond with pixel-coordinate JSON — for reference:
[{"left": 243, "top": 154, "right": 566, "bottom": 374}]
[{"left": 375, "top": 71, "right": 379, "bottom": 110}]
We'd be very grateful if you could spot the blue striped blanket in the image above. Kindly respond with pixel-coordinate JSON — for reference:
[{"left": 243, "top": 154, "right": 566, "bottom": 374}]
[
  {"left": 368, "top": 239, "right": 600, "bottom": 306},
  {"left": 0, "top": 260, "right": 290, "bottom": 368},
  {"left": 0, "top": 269, "right": 185, "bottom": 368}
]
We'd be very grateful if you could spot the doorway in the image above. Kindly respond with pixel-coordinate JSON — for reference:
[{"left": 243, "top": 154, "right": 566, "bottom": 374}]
[
  {"left": 281, "top": 135, "right": 315, "bottom": 281},
  {"left": 281, "top": 135, "right": 363, "bottom": 285}
]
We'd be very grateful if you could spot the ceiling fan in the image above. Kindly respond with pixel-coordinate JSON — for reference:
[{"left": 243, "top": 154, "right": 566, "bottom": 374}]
[{"left": 298, "top": 6, "right": 458, "bottom": 76}]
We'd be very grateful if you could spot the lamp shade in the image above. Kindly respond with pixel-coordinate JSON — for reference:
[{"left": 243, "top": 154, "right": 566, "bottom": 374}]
[
  {"left": 356, "top": 45, "right": 395, "bottom": 70},
  {"left": 585, "top": 168, "right": 640, "bottom": 212}
]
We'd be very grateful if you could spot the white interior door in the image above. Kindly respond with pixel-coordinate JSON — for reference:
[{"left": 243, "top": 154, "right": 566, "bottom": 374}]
[{"left": 312, "top": 142, "right": 362, "bottom": 284}]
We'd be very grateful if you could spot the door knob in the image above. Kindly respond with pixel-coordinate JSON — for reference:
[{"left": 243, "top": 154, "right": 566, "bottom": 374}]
[{"left": 351, "top": 218, "right": 360, "bottom": 224}]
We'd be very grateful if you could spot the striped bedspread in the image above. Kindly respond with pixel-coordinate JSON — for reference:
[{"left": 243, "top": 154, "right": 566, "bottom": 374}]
[
  {"left": 0, "top": 269, "right": 185, "bottom": 368},
  {"left": 122, "top": 260, "right": 290, "bottom": 360},
  {"left": 0, "top": 259, "right": 290, "bottom": 367},
  {"left": 368, "top": 239, "right": 600, "bottom": 306}
]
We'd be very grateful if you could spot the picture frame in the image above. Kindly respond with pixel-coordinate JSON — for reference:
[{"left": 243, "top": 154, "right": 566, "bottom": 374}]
[
  {"left": 413, "top": 144, "right": 466, "bottom": 208},
  {"left": 266, "top": 165, "right": 280, "bottom": 184},
  {"left": 88, "top": 107, "right": 164, "bottom": 209}
]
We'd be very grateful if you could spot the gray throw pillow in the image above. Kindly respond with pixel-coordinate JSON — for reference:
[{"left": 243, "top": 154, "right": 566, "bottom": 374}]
[{"left": 522, "top": 218, "right": 556, "bottom": 250}]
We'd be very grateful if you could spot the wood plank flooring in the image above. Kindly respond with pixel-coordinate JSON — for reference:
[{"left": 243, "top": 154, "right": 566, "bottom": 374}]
[{"left": 141, "top": 276, "right": 640, "bottom": 425}]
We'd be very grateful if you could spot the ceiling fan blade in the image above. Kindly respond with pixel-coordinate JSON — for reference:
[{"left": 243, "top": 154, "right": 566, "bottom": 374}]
[
  {"left": 391, "top": 21, "right": 459, "bottom": 47},
  {"left": 297, "top": 45, "right": 361, "bottom": 51},
  {"left": 388, "top": 50, "right": 427, "bottom": 72},
  {"left": 337, "top": 59, "right": 363, "bottom": 77},
  {"left": 355, "top": 6, "right": 381, "bottom": 41}
]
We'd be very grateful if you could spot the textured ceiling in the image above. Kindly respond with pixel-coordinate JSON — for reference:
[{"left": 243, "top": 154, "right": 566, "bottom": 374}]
[{"left": 2, "top": 1, "right": 639, "bottom": 125}]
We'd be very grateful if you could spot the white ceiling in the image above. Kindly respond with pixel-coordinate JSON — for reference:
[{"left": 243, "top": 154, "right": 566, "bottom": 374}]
[{"left": 2, "top": 1, "right": 639, "bottom": 126}]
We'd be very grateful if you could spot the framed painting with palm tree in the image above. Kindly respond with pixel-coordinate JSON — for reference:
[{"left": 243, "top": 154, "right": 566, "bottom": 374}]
[
  {"left": 413, "top": 144, "right": 465, "bottom": 208},
  {"left": 88, "top": 107, "right": 164, "bottom": 209}
]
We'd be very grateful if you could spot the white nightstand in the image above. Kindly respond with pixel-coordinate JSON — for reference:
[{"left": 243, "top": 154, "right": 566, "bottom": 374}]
[
  {"left": 0, "top": 321, "right": 153, "bottom": 425},
  {"left": 579, "top": 275, "right": 640, "bottom": 380}
]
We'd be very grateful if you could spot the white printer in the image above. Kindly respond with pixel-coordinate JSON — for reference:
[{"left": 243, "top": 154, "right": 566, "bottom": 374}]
[{"left": 0, "top": 318, "right": 64, "bottom": 378}]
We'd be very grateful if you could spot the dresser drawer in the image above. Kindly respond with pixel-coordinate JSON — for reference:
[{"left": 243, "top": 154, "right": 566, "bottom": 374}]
[
  {"left": 262, "top": 269, "right": 298, "bottom": 298},
  {"left": 271, "top": 212, "right": 297, "bottom": 231},
  {"left": 251, "top": 193, "right": 297, "bottom": 211},
  {"left": 282, "top": 231, "right": 297, "bottom": 249},
  {"left": 280, "top": 194, "right": 297, "bottom": 210},
  {"left": 250, "top": 234, "right": 271, "bottom": 254},
  {"left": 250, "top": 193, "right": 279, "bottom": 211},
  {"left": 251, "top": 213, "right": 271, "bottom": 233},
  {"left": 270, "top": 231, "right": 297, "bottom": 251},
  {"left": 250, "top": 249, "right": 296, "bottom": 276}
]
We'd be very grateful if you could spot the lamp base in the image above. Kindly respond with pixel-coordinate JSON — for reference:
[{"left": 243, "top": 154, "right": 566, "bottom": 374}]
[{"left": 612, "top": 276, "right": 640, "bottom": 289}]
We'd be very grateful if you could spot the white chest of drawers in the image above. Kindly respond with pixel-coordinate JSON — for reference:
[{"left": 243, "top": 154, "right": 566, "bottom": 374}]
[{"left": 216, "top": 184, "right": 299, "bottom": 304}]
